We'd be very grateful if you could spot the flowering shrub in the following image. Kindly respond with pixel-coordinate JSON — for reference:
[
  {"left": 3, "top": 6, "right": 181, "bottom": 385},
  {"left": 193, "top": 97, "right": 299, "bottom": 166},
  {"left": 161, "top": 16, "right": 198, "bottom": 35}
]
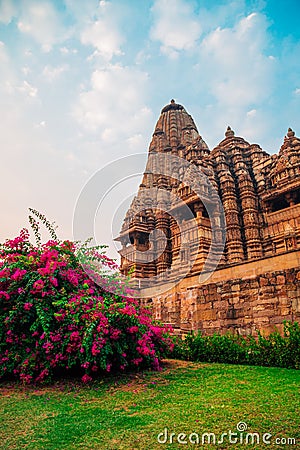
[{"left": 0, "top": 211, "right": 173, "bottom": 384}]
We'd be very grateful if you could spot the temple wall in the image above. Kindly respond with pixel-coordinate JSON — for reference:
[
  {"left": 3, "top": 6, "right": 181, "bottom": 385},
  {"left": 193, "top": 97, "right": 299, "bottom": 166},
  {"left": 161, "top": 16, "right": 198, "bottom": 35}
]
[
  {"left": 142, "top": 250, "right": 300, "bottom": 336},
  {"left": 120, "top": 101, "right": 300, "bottom": 337}
]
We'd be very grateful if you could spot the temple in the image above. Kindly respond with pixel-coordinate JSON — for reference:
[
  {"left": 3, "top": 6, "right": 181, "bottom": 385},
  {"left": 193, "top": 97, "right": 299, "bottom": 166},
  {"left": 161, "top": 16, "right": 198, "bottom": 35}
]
[{"left": 117, "top": 100, "right": 300, "bottom": 336}]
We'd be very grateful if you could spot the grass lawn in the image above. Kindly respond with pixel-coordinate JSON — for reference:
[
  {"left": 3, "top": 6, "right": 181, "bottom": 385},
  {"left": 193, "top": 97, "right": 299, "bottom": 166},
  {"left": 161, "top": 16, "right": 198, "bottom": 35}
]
[{"left": 1, "top": 360, "right": 299, "bottom": 449}]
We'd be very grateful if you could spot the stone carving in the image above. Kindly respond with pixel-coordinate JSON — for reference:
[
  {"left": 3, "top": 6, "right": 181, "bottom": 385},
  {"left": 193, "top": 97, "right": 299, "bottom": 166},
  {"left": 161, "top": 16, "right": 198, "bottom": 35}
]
[{"left": 117, "top": 101, "right": 300, "bottom": 335}]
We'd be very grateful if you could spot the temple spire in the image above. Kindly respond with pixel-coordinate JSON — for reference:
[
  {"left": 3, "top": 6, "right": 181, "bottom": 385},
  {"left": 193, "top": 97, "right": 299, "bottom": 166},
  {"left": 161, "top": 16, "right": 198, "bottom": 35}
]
[{"left": 151, "top": 100, "right": 208, "bottom": 150}]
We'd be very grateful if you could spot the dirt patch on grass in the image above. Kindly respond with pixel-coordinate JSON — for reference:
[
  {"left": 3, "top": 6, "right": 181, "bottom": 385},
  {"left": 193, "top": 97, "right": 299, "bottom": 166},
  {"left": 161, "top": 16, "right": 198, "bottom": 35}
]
[
  {"left": 161, "top": 358, "right": 200, "bottom": 371},
  {"left": 0, "top": 360, "right": 199, "bottom": 397}
]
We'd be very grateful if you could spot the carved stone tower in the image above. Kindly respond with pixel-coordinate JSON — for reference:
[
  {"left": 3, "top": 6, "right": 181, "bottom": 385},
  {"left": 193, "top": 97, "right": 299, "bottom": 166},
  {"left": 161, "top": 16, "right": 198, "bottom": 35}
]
[{"left": 117, "top": 100, "right": 300, "bottom": 336}]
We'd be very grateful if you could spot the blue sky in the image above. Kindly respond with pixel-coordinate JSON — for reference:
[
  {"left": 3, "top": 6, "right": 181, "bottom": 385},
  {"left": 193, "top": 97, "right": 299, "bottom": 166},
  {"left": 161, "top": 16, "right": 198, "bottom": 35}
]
[{"left": 0, "top": 0, "right": 300, "bottom": 260}]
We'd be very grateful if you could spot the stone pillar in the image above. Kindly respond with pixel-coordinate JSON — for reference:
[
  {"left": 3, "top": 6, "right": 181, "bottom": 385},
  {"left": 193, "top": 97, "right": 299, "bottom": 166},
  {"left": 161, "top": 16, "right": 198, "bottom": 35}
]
[
  {"left": 214, "top": 148, "right": 244, "bottom": 263},
  {"left": 231, "top": 152, "right": 263, "bottom": 260}
]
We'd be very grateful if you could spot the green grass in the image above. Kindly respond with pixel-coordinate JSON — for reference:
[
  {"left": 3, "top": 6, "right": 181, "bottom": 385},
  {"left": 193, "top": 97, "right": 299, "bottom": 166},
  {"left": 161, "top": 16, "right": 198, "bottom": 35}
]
[{"left": 1, "top": 360, "right": 299, "bottom": 449}]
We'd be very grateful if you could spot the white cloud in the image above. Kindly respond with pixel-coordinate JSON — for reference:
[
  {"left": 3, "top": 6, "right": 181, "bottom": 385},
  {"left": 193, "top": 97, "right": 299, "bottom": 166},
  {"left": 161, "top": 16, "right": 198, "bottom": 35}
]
[
  {"left": 22, "top": 66, "right": 30, "bottom": 76},
  {"left": 294, "top": 88, "right": 300, "bottom": 95},
  {"left": 60, "top": 46, "right": 78, "bottom": 55},
  {"left": 247, "top": 109, "right": 257, "bottom": 117},
  {"left": 17, "top": 1, "right": 68, "bottom": 52},
  {"left": 24, "top": 49, "right": 33, "bottom": 57},
  {"left": 80, "top": 1, "right": 123, "bottom": 60},
  {"left": 126, "top": 133, "right": 144, "bottom": 151},
  {"left": 63, "top": 0, "right": 100, "bottom": 25},
  {"left": 0, "top": 0, "right": 16, "bottom": 24},
  {"left": 74, "top": 64, "right": 151, "bottom": 136},
  {"left": 18, "top": 80, "right": 38, "bottom": 98},
  {"left": 150, "top": 0, "right": 201, "bottom": 57},
  {"left": 0, "top": 41, "right": 17, "bottom": 93},
  {"left": 135, "top": 50, "right": 151, "bottom": 65},
  {"left": 42, "top": 65, "right": 68, "bottom": 82},
  {"left": 199, "top": 13, "right": 275, "bottom": 107}
]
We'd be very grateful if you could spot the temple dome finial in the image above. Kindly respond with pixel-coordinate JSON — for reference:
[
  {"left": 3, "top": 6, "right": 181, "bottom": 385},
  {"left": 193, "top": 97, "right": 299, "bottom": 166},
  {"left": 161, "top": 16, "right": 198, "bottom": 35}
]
[
  {"left": 161, "top": 100, "right": 184, "bottom": 113},
  {"left": 225, "top": 126, "right": 235, "bottom": 137},
  {"left": 287, "top": 127, "right": 295, "bottom": 138}
]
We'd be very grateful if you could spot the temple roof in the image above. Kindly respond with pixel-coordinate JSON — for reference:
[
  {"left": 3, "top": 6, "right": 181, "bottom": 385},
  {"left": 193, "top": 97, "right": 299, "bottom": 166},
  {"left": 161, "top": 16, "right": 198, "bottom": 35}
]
[
  {"left": 150, "top": 99, "right": 209, "bottom": 150},
  {"left": 161, "top": 99, "right": 184, "bottom": 113}
]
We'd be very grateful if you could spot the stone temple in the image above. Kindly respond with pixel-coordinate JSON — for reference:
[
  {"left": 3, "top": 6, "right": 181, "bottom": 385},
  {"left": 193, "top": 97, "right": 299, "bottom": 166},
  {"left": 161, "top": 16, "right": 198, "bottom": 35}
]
[{"left": 117, "top": 100, "right": 300, "bottom": 336}]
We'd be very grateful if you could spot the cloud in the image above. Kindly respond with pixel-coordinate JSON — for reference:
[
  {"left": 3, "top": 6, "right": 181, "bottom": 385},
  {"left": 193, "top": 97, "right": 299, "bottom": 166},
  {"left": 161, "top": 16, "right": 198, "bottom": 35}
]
[
  {"left": 199, "top": 13, "right": 275, "bottom": 107},
  {"left": 60, "top": 46, "right": 78, "bottom": 55},
  {"left": 0, "top": 35, "right": 85, "bottom": 245},
  {"left": 0, "top": 46, "right": 36, "bottom": 99},
  {"left": 42, "top": 65, "right": 69, "bottom": 82},
  {"left": 150, "top": 0, "right": 201, "bottom": 57},
  {"left": 80, "top": 0, "right": 124, "bottom": 60},
  {"left": 18, "top": 80, "right": 38, "bottom": 98},
  {"left": 22, "top": 66, "right": 30, "bottom": 76},
  {"left": 17, "top": 1, "right": 68, "bottom": 52},
  {"left": 247, "top": 109, "right": 257, "bottom": 117},
  {"left": 0, "top": 0, "right": 17, "bottom": 24},
  {"left": 294, "top": 88, "right": 300, "bottom": 95},
  {"left": 0, "top": 41, "right": 17, "bottom": 94},
  {"left": 74, "top": 64, "right": 151, "bottom": 137}
]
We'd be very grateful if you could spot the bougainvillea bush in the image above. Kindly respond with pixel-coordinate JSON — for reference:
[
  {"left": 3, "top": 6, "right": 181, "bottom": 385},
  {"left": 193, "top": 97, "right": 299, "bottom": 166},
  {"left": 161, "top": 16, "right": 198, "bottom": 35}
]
[{"left": 0, "top": 211, "right": 173, "bottom": 384}]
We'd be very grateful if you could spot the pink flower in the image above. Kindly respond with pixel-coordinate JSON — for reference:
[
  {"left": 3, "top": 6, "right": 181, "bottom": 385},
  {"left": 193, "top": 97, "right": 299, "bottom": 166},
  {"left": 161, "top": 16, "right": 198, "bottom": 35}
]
[
  {"left": 11, "top": 268, "right": 27, "bottom": 281},
  {"left": 118, "top": 304, "right": 137, "bottom": 316},
  {"left": 38, "top": 261, "right": 58, "bottom": 277},
  {"left": 50, "top": 332, "right": 61, "bottom": 342},
  {"left": 20, "top": 373, "right": 33, "bottom": 384},
  {"left": 132, "top": 358, "right": 143, "bottom": 366},
  {"left": 38, "top": 267, "right": 49, "bottom": 276},
  {"left": 82, "top": 374, "right": 92, "bottom": 383},
  {"left": 65, "top": 269, "right": 79, "bottom": 286},
  {"left": 127, "top": 326, "right": 139, "bottom": 334},
  {"left": 49, "top": 277, "right": 58, "bottom": 287},
  {"left": 0, "top": 291, "right": 10, "bottom": 300},
  {"left": 24, "top": 302, "right": 33, "bottom": 311},
  {"left": 42, "top": 341, "right": 54, "bottom": 353},
  {"left": 35, "top": 368, "right": 49, "bottom": 382},
  {"left": 110, "top": 329, "right": 121, "bottom": 340},
  {"left": 32, "top": 279, "right": 44, "bottom": 291},
  {"left": 152, "top": 357, "right": 161, "bottom": 371},
  {"left": 91, "top": 340, "right": 105, "bottom": 356},
  {"left": 70, "top": 331, "right": 80, "bottom": 342},
  {"left": 0, "top": 268, "right": 10, "bottom": 278}
]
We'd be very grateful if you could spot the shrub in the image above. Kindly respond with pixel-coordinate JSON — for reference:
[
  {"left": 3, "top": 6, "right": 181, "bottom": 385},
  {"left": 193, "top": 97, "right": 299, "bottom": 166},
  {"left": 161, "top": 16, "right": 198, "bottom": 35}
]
[
  {"left": 171, "top": 321, "right": 300, "bottom": 369},
  {"left": 0, "top": 211, "right": 173, "bottom": 384}
]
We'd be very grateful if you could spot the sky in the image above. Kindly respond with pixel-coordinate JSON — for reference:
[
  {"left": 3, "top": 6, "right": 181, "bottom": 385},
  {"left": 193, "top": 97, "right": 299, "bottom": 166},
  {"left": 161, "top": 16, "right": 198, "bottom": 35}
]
[{"left": 0, "top": 0, "right": 300, "bottom": 261}]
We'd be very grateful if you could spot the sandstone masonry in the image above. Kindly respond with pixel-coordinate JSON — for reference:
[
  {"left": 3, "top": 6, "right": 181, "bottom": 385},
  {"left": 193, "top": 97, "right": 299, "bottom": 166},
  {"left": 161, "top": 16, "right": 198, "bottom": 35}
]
[{"left": 117, "top": 100, "right": 300, "bottom": 336}]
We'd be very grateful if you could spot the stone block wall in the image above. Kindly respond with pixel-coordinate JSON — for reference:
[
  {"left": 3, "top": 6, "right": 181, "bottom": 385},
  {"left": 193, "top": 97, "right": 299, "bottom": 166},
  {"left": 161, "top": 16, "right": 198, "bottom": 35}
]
[{"left": 150, "top": 267, "right": 300, "bottom": 337}]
